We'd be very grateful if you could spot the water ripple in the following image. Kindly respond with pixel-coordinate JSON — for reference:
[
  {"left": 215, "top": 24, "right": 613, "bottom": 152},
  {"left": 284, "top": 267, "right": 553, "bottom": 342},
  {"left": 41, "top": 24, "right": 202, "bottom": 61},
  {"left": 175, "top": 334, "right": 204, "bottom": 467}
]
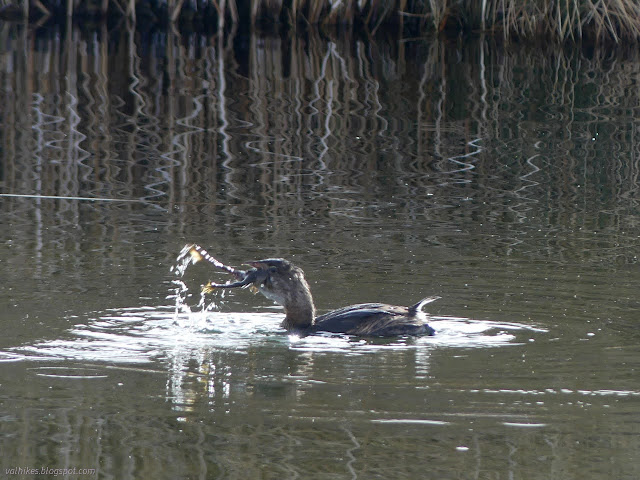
[{"left": 10, "top": 307, "right": 545, "bottom": 365}]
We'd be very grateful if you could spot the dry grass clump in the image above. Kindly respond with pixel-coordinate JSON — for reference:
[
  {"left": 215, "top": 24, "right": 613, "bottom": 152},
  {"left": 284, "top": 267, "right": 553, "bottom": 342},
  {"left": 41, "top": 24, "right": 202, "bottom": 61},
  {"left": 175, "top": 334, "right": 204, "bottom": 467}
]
[
  {"left": 246, "top": 0, "right": 640, "bottom": 43},
  {"left": 487, "top": 0, "right": 640, "bottom": 43}
]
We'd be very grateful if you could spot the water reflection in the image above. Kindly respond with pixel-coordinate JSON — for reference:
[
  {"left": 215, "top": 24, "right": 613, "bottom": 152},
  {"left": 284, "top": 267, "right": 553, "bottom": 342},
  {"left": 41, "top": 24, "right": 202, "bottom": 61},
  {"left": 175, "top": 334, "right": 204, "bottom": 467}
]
[
  {"left": 10, "top": 304, "right": 546, "bottom": 410},
  {"left": 2, "top": 22, "right": 638, "bottom": 269}
]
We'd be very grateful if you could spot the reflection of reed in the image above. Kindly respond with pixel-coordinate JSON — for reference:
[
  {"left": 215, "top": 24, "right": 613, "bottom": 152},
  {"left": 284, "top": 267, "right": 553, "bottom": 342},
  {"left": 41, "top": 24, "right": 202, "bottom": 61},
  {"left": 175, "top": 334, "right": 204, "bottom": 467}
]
[
  {"left": 5, "top": 349, "right": 639, "bottom": 479},
  {"left": 1, "top": 22, "right": 639, "bottom": 267}
]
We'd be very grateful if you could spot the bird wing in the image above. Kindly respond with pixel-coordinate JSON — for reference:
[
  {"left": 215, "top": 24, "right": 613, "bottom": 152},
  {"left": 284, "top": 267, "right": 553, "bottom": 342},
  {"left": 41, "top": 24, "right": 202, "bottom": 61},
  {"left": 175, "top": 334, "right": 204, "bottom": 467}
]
[{"left": 315, "top": 303, "right": 424, "bottom": 336}]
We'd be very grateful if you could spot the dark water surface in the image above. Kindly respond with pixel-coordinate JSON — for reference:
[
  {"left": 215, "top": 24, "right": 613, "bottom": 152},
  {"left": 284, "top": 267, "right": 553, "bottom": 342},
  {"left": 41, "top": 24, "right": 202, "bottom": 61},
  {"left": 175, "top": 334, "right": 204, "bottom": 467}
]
[{"left": 1, "top": 22, "right": 639, "bottom": 479}]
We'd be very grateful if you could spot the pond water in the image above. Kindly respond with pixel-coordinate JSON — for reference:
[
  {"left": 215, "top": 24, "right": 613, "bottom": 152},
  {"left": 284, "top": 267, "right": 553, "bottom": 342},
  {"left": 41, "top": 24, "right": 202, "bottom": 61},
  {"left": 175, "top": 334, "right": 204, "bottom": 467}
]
[{"left": 1, "top": 22, "right": 639, "bottom": 479}]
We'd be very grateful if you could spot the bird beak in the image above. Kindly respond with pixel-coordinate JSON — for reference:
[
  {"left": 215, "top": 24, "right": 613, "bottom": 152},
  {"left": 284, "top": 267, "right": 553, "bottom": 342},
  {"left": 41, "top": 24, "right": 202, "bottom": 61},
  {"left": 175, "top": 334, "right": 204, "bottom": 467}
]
[{"left": 202, "top": 268, "right": 267, "bottom": 293}]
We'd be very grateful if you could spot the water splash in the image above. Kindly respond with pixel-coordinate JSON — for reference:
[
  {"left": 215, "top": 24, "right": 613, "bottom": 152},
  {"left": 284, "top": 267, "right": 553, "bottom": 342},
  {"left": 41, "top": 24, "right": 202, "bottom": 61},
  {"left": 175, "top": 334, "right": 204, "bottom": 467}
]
[
  {"left": 169, "top": 244, "right": 218, "bottom": 316},
  {"left": 168, "top": 245, "right": 195, "bottom": 315}
]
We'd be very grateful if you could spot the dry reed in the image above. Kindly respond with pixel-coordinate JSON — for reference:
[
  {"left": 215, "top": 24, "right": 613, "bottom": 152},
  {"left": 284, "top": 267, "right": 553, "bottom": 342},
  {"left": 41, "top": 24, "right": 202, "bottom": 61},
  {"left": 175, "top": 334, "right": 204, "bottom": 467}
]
[{"left": 5, "top": 0, "right": 640, "bottom": 44}]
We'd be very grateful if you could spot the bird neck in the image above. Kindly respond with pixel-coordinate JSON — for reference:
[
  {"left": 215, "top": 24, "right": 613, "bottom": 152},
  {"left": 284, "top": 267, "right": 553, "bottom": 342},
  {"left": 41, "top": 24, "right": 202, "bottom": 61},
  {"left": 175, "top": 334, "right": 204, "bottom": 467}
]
[{"left": 281, "top": 278, "right": 316, "bottom": 331}]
